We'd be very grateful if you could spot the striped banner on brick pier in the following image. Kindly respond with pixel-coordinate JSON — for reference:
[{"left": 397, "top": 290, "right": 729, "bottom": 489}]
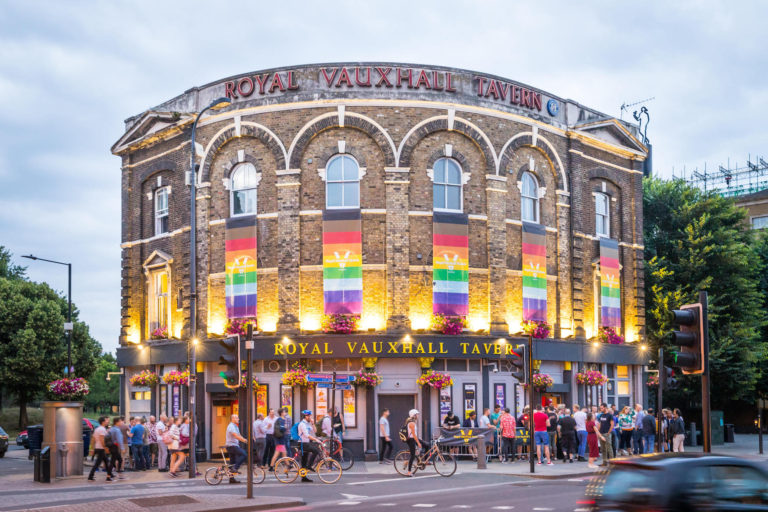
[
  {"left": 225, "top": 215, "right": 258, "bottom": 319},
  {"left": 599, "top": 237, "right": 621, "bottom": 328},
  {"left": 433, "top": 212, "right": 469, "bottom": 316},
  {"left": 323, "top": 209, "right": 363, "bottom": 315},
  {"left": 522, "top": 222, "right": 547, "bottom": 322}
]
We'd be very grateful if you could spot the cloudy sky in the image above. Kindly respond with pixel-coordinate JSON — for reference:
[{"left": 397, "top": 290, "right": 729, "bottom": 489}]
[{"left": 1, "top": 1, "right": 765, "bottom": 354}]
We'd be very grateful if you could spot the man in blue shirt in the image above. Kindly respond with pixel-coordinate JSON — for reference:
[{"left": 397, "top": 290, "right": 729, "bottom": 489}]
[
  {"left": 225, "top": 414, "right": 248, "bottom": 484},
  {"left": 128, "top": 418, "right": 147, "bottom": 470},
  {"left": 108, "top": 417, "right": 125, "bottom": 475}
]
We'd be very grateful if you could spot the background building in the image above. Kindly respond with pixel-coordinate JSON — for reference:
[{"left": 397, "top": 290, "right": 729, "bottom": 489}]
[{"left": 113, "top": 63, "right": 650, "bottom": 458}]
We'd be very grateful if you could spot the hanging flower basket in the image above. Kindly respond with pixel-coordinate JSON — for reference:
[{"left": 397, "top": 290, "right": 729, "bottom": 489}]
[
  {"left": 522, "top": 373, "right": 554, "bottom": 391},
  {"left": 576, "top": 370, "right": 608, "bottom": 386},
  {"left": 282, "top": 363, "right": 313, "bottom": 387},
  {"left": 522, "top": 320, "right": 551, "bottom": 339},
  {"left": 129, "top": 370, "right": 159, "bottom": 387},
  {"left": 430, "top": 314, "right": 466, "bottom": 335},
  {"left": 322, "top": 314, "right": 359, "bottom": 334},
  {"left": 163, "top": 370, "right": 189, "bottom": 386},
  {"left": 225, "top": 317, "right": 257, "bottom": 337},
  {"left": 646, "top": 375, "right": 659, "bottom": 387},
  {"left": 150, "top": 326, "right": 168, "bottom": 340},
  {"left": 354, "top": 369, "right": 383, "bottom": 388},
  {"left": 239, "top": 372, "right": 259, "bottom": 389},
  {"left": 598, "top": 326, "right": 625, "bottom": 345},
  {"left": 417, "top": 370, "right": 454, "bottom": 390},
  {"left": 47, "top": 378, "right": 90, "bottom": 401}
]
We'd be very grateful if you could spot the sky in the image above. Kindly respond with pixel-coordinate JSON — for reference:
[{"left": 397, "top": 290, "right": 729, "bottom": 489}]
[{"left": 1, "top": 1, "right": 766, "bottom": 354}]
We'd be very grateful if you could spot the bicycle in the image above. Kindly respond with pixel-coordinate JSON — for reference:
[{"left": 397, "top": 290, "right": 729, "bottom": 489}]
[
  {"left": 322, "top": 437, "right": 354, "bottom": 471},
  {"left": 274, "top": 443, "right": 342, "bottom": 484},
  {"left": 204, "top": 446, "right": 265, "bottom": 485},
  {"left": 393, "top": 438, "right": 456, "bottom": 477}
]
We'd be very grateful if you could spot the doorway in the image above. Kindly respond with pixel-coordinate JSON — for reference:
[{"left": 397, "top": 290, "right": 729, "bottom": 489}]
[
  {"left": 378, "top": 394, "right": 417, "bottom": 453},
  {"left": 211, "top": 400, "right": 237, "bottom": 451}
]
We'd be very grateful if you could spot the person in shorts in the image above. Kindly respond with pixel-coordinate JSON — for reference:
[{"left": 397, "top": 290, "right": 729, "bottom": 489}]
[
  {"left": 533, "top": 405, "right": 553, "bottom": 465},
  {"left": 270, "top": 408, "right": 289, "bottom": 468}
]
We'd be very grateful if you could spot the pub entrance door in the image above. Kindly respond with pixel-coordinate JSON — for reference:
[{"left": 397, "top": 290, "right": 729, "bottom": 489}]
[{"left": 378, "top": 394, "right": 417, "bottom": 454}]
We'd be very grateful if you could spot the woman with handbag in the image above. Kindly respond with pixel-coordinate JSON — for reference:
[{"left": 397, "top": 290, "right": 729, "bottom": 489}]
[
  {"left": 168, "top": 417, "right": 184, "bottom": 477},
  {"left": 332, "top": 407, "right": 345, "bottom": 443}
]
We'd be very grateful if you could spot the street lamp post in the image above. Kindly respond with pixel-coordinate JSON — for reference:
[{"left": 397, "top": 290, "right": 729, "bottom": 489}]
[
  {"left": 23, "top": 255, "right": 73, "bottom": 376},
  {"left": 188, "top": 96, "right": 231, "bottom": 479}
]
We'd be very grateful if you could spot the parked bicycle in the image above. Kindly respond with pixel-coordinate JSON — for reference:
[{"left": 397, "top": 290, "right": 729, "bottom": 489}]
[
  {"left": 323, "top": 437, "right": 354, "bottom": 471},
  {"left": 393, "top": 437, "right": 456, "bottom": 477},
  {"left": 274, "top": 443, "right": 342, "bottom": 484},
  {"left": 204, "top": 446, "right": 265, "bottom": 485}
]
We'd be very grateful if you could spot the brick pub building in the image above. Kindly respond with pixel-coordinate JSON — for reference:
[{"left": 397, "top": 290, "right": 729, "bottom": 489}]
[{"left": 112, "top": 63, "right": 650, "bottom": 458}]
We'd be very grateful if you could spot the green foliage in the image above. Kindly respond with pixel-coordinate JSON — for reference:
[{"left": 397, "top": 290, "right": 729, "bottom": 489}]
[
  {"left": 643, "top": 178, "right": 768, "bottom": 408},
  {"left": 85, "top": 353, "right": 119, "bottom": 413},
  {"left": 0, "top": 246, "right": 25, "bottom": 280}
]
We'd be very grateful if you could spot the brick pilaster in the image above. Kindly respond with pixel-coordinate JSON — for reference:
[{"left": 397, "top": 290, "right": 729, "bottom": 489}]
[
  {"left": 486, "top": 174, "right": 508, "bottom": 335},
  {"left": 385, "top": 167, "right": 410, "bottom": 332},
  {"left": 277, "top": 169, "right": 301, "bottom": 333}
]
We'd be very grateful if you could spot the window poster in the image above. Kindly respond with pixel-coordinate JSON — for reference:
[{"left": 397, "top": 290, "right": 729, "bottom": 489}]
[
  {"left": 440, "top": 386, "right": 452, "bottom": 424},
  {"left": 463, "top": 383, "right": 476, "bottom": 419},
  {"left": 315, "top": 387, "right": 329, "bottom": 419},
  {"left": 256, "top": 384, "right": 268, "bottom": 417},
  {"left": 172, "top": 385, "right": 180, "bottom": 417},
  {"left": 495, "top": 383, "right": 506, "bottom": 409},
  {"left": 160, "top": 385, "right": 167, "bottom": 416},
  {"left": 281, "top": 385, "right": 293, "bottom": 418},
  {"left": 342, "top": 389, "right": 356, "bottom": 428}
]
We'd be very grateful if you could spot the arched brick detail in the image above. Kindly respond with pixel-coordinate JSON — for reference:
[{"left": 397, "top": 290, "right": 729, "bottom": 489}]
[
  {"left": 587, "top": 168, "right": 621, "bottom": 189},
  {"left": 499, "top": 135, "right": 564, "bottom": 190},
  {"left": 288, "top": 115, "right": 395, "bottom": 169},
  {"left": 138, "top": 158, "right": 179, "bottom": 183},
  {"left": 200, "top": 127, "right": 286, "bottom": 182},
  {"left": 426, "top": 149, "right": 470, "bottom": 172},
  {"left": 221, "top": 154, "right": 263, "bottom": 177},
  {"left": 316, "top": 145, "right": 368, "bottom": 169},
  {"left": 398, "top": 118, "right": 495, "bottom": 171}
]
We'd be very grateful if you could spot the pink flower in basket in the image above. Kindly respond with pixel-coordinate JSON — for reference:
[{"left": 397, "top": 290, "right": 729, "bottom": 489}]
[
  {"left": 129, "top": 370, "right": 159, "bottom": 387},
  {"left": 322, "top": 314, "right": 359, "bottom": 334},
  {"left": 522, "top": 320, "right": 550, "bottom": 339},
  {"left": 150, "top": 326, "right": 168, "bottom": 340},
  {"left": 598, "top": 326, "right": 624, "bottom": 345},
  {"left": 417, "top": 370, "right": 453, "bottom": 390},
  {"left": 225, "top": 318, "right": 257, "bottom": 337},
  {"left": 282, "top": 363, "right": 313, "bottom": 387},
  {"left": 430, "top": 314, "right": 466, "bottom": 335},
  {"left": 163, "top": 370, "right": 189, "bottom": 386},
  {"left": 576, "top": 370, "right": 608, "bottom": 386},
  {"left": 47, "top": 378, "right": 90, "bottom": 401},
  {"left": 355, "top": 369, "right": 383, "bottom": 387}
]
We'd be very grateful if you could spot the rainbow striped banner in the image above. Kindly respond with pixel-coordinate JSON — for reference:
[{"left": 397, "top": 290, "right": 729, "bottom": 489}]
[
  {"left": 225, "top": 215, "right": 258, "bottom": 319},
  {"left": 323, "top": 209, "right": 363, "bottom": 315},
  {"left": 522, "top": 222, "right": 547, "bottom": 322},
  {"left": 433, "top": 212, "right": 469, "bottom": 316},
  {"left": 600, "top": 237, "right": 621, "bottom": 328}
]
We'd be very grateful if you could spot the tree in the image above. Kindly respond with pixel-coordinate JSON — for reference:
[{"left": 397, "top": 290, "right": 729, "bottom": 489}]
[
  {"left": 85, "top": 353, "right": 119, "bottom": 413},
  {"left": 0, "top": 246, "right": 25, "bottom": 280},
  {"left": 644, "top": 178, "right": 768, "bottom": 409}
]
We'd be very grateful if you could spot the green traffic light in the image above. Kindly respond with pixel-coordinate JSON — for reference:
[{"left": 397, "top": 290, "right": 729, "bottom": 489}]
[{"left": 219, "top": 371, "right": 227, "bottom": 380}]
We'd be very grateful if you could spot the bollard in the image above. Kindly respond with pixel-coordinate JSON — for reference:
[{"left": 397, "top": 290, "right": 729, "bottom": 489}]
[
  {"left": 476, "top": 436, "right": 487, "bottom": 469},
  {"left": 690, "top": 422, "right": 697, "bottom": 447}
]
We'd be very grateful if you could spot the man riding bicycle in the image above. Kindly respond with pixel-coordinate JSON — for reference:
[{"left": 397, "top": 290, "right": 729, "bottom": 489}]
[{"left": 298, "top": 410, "right": 322, "bottom": 482}]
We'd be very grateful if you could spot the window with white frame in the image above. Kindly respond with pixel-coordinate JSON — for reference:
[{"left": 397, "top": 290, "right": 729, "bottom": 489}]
[
  {"left": 148, "top": 270, "right": 170, "bottom": 334},
  {"left": 752, "top": 215, "right": 768, "bottom": 229},
  {"left": 326, "top": 155, "right": 360, "bottom": 209},
  {"left": 154, "top": 187, "right": 169, "bottom": 235},
  {"left": 595, "top": 192, "right": 610, "bottom": 237},
  {"left": 521, "top": 172, "right": 540, "bottom": 223},
  {"left": 230, "top": 163, "right": 258, "bottom": 216},
  {"left": 433, "top": 158, "right": 463, "bottom": 211}
]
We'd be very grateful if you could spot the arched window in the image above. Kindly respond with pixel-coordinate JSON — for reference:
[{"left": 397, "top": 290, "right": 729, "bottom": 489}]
[
  {"left": 326, "top": 155, "right": 360, "bottom": 209},
  {"left": 521, "top": 172, "right": 540, "bottom": 223},
  {"left": 154, "top": 187, "right": 169, "bottom": 235},
  {"left": 230, "top": 163, "right": 258, "bottom": 216},
  {"left": 595, "top": 192, "right": 610, "bottom": 237},
  {"left": 433, "top": 158, "right": 463, "bottom": 212}
]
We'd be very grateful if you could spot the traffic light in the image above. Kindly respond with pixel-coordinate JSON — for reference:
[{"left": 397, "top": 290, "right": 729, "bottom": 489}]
[
  {"left": 218, "top": 335, "right": 241, "bottom": 388},
  {"left": 510, "top": 344, "right": 527, "bottom": 383},
  {"left": 671, "top": 303, "right": 705, "bottom": 375},
  {"left": 661, "top": 366, "right": 678, "bottom": 389}
]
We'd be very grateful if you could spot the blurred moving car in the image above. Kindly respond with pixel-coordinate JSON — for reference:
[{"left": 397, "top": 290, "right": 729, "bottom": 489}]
[
  {"left": 584, "top": 453, "right": 768, "bottom": 511},
  {"left": 0, "top": 427, "right": 8, "bottom": 457},
  {"left": 16, "top": 430, "right": 28, "bottom": 448}
]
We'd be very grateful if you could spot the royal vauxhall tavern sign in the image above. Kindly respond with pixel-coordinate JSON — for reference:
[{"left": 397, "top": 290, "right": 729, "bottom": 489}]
[{"left": 184, "top": 63, "right": 564, "bottom": 124}]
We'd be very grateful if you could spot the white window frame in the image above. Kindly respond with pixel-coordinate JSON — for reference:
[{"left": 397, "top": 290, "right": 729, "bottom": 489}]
[
  {"left": 148, "top": 269, "right": 170, "bottom": 335},
  {"left": 229, "top": 162, "right": 259, "bottom": 217},
  {"left": 751, "top": 215, "right": 768, "bottom": 229},
  {"left": 432, "top": 158, "right": 464, "bottom": 213},
  {"left": 594, "top": 192, "right": 610, "bottom": 238},
  {"left": 325, "top": 154, "right": 361, "bottom": 209},
  {"left": 154, "top": 187, "right": 169, "bottom": 235},
  {"left": 521, "top": 172, "right": 540, "bottom": 223}
]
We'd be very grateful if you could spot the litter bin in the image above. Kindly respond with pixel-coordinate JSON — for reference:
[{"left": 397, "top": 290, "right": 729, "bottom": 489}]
[
  {"left": 724, "top": 423, "right": 735, "bottom": 443},
  {"left": 82, "top": 428, "right": 91, "bottom": 459},
  {"left": 34, "top": 446, "right": 51, "bottom": 483},
  {"left": 196, "top": 447, "right": 207, "bottom": 463},
  {"left": 27, "top": 425, "right": 43, "bottom": 459}
]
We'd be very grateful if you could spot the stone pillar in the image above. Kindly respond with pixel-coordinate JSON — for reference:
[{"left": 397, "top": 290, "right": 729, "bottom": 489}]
[
  {"left": 384, "top": 167, "right": 411, "bottom": 332},
  {"left": 556, "top": 190, "right": 573, "bottom": 338},
  {"left": 277, "top": 170, "right": 301, "bottom": 333},
  {"left": 196, "top": 183, "right": 212, "bottom": 338},
  {"left": 486, "top": 174, "right": 509, "bottom": 335}
]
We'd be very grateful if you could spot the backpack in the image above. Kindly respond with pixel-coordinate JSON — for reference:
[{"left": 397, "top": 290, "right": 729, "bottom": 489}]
[
  {"left": 273, "top": 418, "right": 285, "bottom": 439},
  {"left": 398, "top": 419, "right": 413, "bottom": 442},
  {"left": 104, "top": 432, "right": 115, "bottom": 449},
  {"left": 290, "top": 422, "right": 301, "bottom": 442}
]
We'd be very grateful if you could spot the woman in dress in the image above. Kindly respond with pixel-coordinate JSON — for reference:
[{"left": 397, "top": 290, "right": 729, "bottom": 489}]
[
  {"left": 168, "top": 417, "right": 183, "bottom": 477},
  {"left": 586, "top": 412, "right": 600, "bottom": 469}
]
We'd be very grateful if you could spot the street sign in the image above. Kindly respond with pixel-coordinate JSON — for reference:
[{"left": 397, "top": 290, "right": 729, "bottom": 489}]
[
  {"left": 335, "top": 383, "right": 353, "bottom": 390},
  {"left": 335, "top": 375, "right": 356, "bottom": 383},
  {"left": 317, "top": 382, "right": 353, "bottom": 390},
  {"left": 307, "top": 373, "right": 334, "bottom": 383}
]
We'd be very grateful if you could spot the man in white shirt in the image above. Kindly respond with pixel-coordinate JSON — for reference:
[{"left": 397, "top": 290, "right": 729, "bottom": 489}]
[
  {"left": 88, "top": 417, "right": 114, "bottom": 482},
  {"left": 321, "top": 414, "right": 333, "bottom": 438},
  {"left": 156, "top": 414, "right": 168, "bottom": 471},
  {"left": 572, "top": 405, "right": 588, "bottom": 461},
  {"left": 379, "top": 408, "right": 392, "bottom": 463},
  {"left": 225, "top": 414, "right": 247, "bottom": 484},
  {"left": 252, "top": 413, "right": 266, "bottom": 467},
  {"left": 297, "top": 410, "right": 321, "bottom": 482},
  {"left": 479, "top": 408, "right": 492, "bottom": 428},
  {"left": 261, "top": 408, "right": 277, "bottom": 468}
]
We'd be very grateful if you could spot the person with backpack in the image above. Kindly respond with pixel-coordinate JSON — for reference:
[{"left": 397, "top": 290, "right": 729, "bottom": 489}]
[
  {"left": 270, "top": 408, "right": 289, "bottom": 469},
  {"left": 403, "top": 409, "right": 422, "bottom": 477},
  {"left": 88, "top": 417, "right": 115, "bottom": 482},
  {"left": 108, "top": 417, "right": 125, "bottom": 478}
]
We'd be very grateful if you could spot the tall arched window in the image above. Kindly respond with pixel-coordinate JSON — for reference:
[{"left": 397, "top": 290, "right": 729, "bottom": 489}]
[
  {"left": 595, "top": 192, "right": 610, "bottom": 237},
  {"left": 230, "top": 163, "right": 258, "bottom": 216},
  {"left": 154, "top": 187, "right": 169, "bottom": 235},
  {"left": 521, "top": 172, "right": 540, "bottom": 223},
  {"left": 326, "top": 155, "right": 360, "bottom": 209},
  {"left": 433, "top": 158, "right": 463, "bottom": 212}
]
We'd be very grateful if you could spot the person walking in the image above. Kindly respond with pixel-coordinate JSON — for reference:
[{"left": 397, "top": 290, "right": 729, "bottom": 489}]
[
  {"left": 108, "top": 417, "right": 125, "bottom": 475},
  {"left": 573, "top": 404, "right": 588, "bottom": 462},
  {"left": 379, "top": 408, "right": 392, "bottom": 463},
  {"left": 618, "top": 406, "right": 634, "bottom": 456},
  {"left": 546, "top": 406, "right": 558, "bottom": 461},
  {"left": 128, "top": 416, "right": 147, "bottom": 471},
  {"left": 670, "top": 408, "right": 686, "bottom": 452},
  {"left": 641, "top": 408, "right": 656, "bottom": 454},
  {"left": 252, "top": 413, "right": 266, "bottom": 468},
  {"left": 597, "top": 403, "right": 614, "bottom": 465},
  {"left": 499, "top": 408, "right": 516, "bottom": 463},
  {"left": 147, "top": 416, "right": 159, "bottom": 468},
  {"left": 298, "top": 410, "right": 322, "bottom": 482},
  {"left": 533, "top": 405, "right": 553, "bottom": 465},
  {"left": 405, "top": 409, "right": 422, "bottom": 477},
  {"left": 262, "top": 408, "right": 277, "bottom": 469},
  {"left": 225, "top": 414, "right": 247, "bottom": 484},
  {"left": 88, "top": 417, "right": 115, "bottom": 482},
  {"left": 270, "top": 408, "right": 289, "bottom": 469},
  {"left": 156, "top": 414, "right": 168, "bottom": 472},
  {"left": 557, "top": 408, "right": 577, "bottom": 463},
  {"left": 331, "top": 407, "right": 345, "bottom": 443},
  {"left": 586, "top": 412, "right": 600, "bottom": 469},
  {"left": 632, "top": 404, "right": 645, "bottom": 454},
  {"left": 168, "top": 417, "right": 184, "bottom": 477}
]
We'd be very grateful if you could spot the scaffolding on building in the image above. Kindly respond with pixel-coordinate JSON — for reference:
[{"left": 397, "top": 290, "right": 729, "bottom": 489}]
[{"left": 682, "top": 155, "right": 768, "bottom": 198}]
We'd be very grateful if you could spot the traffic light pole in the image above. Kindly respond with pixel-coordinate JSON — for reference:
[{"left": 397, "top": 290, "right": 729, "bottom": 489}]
[
  {"left": 246, "top": 327, "right": 254, "bottom": 499},
  {"left": 657, "top": 347, "right": 663, "bottom": 453},
  {"left": 528, "top": 334, "right": 534, "bottom": 474},
  {"left": 700, "top": 291, "right": 711, "bottom": 453}
]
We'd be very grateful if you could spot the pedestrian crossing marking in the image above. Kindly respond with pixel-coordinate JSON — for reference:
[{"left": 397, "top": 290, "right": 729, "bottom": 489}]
[
  {"left": 413, "top": 505, "right": 437, "bottom": 508},
  {"left": 492, "top": 507, "right": 514, "bottom": 510},
  {"left": 340, "top": 501, "right": 362, "bottom": 505}
]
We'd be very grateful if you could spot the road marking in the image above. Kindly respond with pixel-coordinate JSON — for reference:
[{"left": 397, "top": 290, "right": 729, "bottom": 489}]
[
  {"left": 574, "top": 509, "right": 590, "bottom": 512},
  {"left": 378, "top": 504, "right": 397, "bottom": 507},
  {"left": 533, "top": 509, "right": 554, "bottom": 511},
  {"left": 340, "top": 501, "right": 362, "bottom": 505},
  {"left": 347, "top": 474, "right": 440, "bottom": 485},
  {"left": 413, "top": 505, "right": 436, "bottom": 508},
  {"left": 492, "top": 507, "right": 514, "bottom": 510},
  {"left": 452, "top": 507, "right": 471, "bottom": 509},
  {"left": 342, "top": 493, "right": 369, "bottom": 500}
]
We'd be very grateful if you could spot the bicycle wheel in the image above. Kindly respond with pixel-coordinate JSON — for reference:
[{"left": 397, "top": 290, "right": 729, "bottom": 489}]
[
  {"left": 274, "top": 457, "right": 300, "bottom": 483},
  {"left": 204, "top": 466, "right": 224, "bottom": 485},
  {"left": 252, "top": 464, "right": 266, "bottom": 484},
  {"left": 393, "top": 450, "right": 415, "bottom": 476},
  {"left": 333, "top": 447, "right": 354, "bottom": 471},
  {"left": 315, "top": 457, "right": 342, "bottom": 484},
  {"left": 432, "top": 451, "right": 457, "bottom": 477}
]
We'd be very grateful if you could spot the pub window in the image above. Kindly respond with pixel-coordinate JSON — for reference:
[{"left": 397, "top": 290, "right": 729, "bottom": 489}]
[
  {"left": 521, "top": 172, "right": 540, "bottom": 223},
  {"left": 230, "top": 163, "right": 258, "bottom": 216},
  {"left": 154, "top": 187, "right": 169, "bottom": 235},
  {"left": 433, "top": 158, "right": 463, "bottom": 212},
  {"left": 326, "top": 155, "right": 360, "bottom": 209},
  {"left": 595, "top": 192, "right": 610, "bottom": 237},
  {"left": 148, "top": 270, "right": 170, "bottom": 335}
]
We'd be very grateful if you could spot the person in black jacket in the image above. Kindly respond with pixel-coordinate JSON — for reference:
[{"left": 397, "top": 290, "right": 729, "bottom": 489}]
[
  {"left": 641, "top": 408, "right": 656, "bottom": 454},
  {"left": 463, "top": 411, "right": 479, "bottom": 461},
  {"left": 669, "top": 409, "right": 686, "bottom": 452}
]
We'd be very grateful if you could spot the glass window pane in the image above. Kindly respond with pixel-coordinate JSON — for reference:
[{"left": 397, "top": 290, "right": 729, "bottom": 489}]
[
  {"left": 433, "top": 184, "right": 445, "bottom": 209},
  {"left": 342, "top": 156, "right": 358, "bottom": 180},
  {"left": 596, "top": 194, "right": 607, "bottom": 215},
  {"left": 522, "top": 197, "right": 535, "bottom": 222},
  {"left": 446, "top": 161, "right": 461, "bottom": 184},
  {"left": 233, "top": 191, "right": 245, "bottom": 215},
  {"left": 327, "top": 183, "right": 342, "bottom": 207},
  {"left": 617, "top": 381, "right": 630, "bottom": 395},
  {"left": 436, "top": 159, "right": 447, "bottom": 183},
  {"left": 446, "top": 185, "right": 460, "bottom": 210},
  {"left": 159, "top": 273, "right": 168, "bottom": 294},
  {"left": 616, "top": 365, "right": 628, "bottom": 378},
  {"left": 343, "top": 182, "right": 359, "bottom": 207},
  {"left": 327, "top": 158, "right": 343, "bottom": 181},
  {"left": 522, "top": 173, "right": 537, "bottom": 196}
]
